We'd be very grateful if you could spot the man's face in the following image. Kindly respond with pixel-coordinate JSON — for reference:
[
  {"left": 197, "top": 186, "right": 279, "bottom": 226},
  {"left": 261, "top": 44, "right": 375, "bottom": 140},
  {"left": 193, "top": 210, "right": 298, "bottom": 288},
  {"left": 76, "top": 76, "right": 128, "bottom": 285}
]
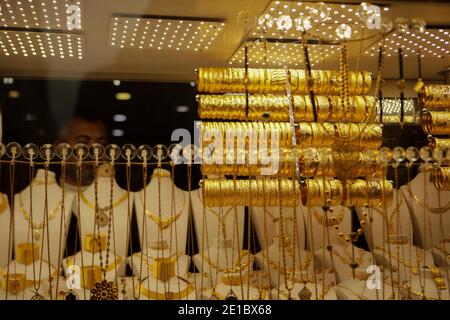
[{"left": 65, "top": 117, "right": 108, "bottom": 146}]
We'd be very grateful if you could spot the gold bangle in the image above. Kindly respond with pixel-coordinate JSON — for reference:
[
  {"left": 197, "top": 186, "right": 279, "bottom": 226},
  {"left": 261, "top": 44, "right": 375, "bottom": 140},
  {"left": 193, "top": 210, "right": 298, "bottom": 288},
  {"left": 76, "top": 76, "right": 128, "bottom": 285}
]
[
  {"left": 1, "top": 273, "right": 26, "bottom": 293},
  {"left": 84, "top": 234, "right": 107, "bottom": 253},
  {"left": 16, "top": 243, "right": 39, "bottom": 265}
]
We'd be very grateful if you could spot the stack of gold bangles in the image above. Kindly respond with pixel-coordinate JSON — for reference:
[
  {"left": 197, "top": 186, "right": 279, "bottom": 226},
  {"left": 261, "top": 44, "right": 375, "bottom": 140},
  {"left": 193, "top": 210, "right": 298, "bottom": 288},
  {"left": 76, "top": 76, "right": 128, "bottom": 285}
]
[
  {"left": 201, "top": 122, "right": 382, "bottom": 150},
  {"left": 195, "top": 68, "right": 371, "bottom": 95},
  {"left": 300, "top": 178, "right": 393, "bottom": 207},
  {"left": 197, "top": 94, "right": 377, "bottom": 123},
  {"left": 419, "top": 85, "right": 450, "bottom": 109},
  {"left": 422, "top": 111, "right": 450, "bottom": 135},
  {"left": 431, "top": 166, "right": 450, "bottom": 191},
  {"left": 201, "top": 148, "right": 382, "bottom": 178},
  {"left": 202, "top": 178, "right": 301, "bottom": 207},
  {"left": 427, "top": 136, "right": 450, "bottom": 151}
]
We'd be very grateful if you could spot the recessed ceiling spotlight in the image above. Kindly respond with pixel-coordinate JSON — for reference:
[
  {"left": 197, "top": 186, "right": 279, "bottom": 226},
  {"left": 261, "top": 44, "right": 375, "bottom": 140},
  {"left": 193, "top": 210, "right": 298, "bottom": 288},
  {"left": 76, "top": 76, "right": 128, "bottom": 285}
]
[{"left": 175, "top": 105, "right": 189, "bottom": 113}]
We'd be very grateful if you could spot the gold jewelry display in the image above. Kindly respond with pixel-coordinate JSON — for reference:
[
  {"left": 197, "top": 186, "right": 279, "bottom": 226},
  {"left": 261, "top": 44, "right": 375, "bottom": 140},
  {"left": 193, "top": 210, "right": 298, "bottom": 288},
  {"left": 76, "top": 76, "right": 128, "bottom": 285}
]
[
  {"left": 141, "top": 192, "right": 186, "bottom": 230},
  {"left": 16, "top": 243, "right": 39, "bottom": 265},
  {"left": 80, "top": 190, "right": 128, "bottom": 228},
  {"left": 19, "top": 192, "right": 62, "bottom": 241},
  {"left": 373, "top": 192, "right": 404, "bottom": 233}
]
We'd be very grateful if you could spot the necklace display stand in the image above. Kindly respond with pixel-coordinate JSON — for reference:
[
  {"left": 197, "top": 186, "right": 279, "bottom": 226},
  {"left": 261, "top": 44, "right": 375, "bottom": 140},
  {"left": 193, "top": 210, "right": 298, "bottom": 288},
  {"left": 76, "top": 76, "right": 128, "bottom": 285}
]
[
  {"left": 135, "top": 168, "right": 189, "bottom": 254},
  {"left": 14, "top": 169, "right": 74, "bottom": 267},
  {"left": 0, "top": 193, "right": 11, "bottom": 267}
]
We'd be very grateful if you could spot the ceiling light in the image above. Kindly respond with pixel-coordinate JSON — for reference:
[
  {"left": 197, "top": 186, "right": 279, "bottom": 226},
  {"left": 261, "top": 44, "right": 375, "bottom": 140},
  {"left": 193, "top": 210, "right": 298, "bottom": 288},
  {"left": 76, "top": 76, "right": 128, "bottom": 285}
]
[
  {"left": 113, "top": 79, "right": 121, "bottom": 86},
  {"left": 175, "top": 105, "right": 190, "bottom": 113},
  {"left": 113, "top": 114, "right": 127, "bottom": 122},
  {"left": 115, "top": 92, "right": 132, "bottom": 101},
  {"left": 112, "top": 129, "right": 125, "bottom": 137}
]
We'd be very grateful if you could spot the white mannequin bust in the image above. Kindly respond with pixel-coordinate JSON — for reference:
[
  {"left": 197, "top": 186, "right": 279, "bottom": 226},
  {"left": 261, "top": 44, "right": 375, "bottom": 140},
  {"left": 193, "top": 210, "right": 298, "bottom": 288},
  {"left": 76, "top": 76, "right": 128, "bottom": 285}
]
[
  {"left": 134, "top": 168, "right": 189, "bottom": 254},
  {"left": 190, "top": 186, "right": 245, "bottom": 250},
  {"left": 356, "top": 188, "right": 435, "bottom": 281},
  {"left": 193, "top": 238, "right": 252, "bottom": 288},
  {"left": 0, "top": 192, "right": 11, "bottom": 268},
  {"left": 400, "top": 168, "right": 450, "bottom": 250},
  {"left": 252, "top": 204, "right": 306, "bottom": 250},
  {"left": 400, "top": 266, "right": 450, "bottom": 300},
  {"left": 74, "top": 164, "right": 131, "bottom": 259},
  {"left": 13, "top": 169, "right": 74, "bottom": 267},
  {"left": 254, "top": 232, "right": 314, "bottom": 287}
]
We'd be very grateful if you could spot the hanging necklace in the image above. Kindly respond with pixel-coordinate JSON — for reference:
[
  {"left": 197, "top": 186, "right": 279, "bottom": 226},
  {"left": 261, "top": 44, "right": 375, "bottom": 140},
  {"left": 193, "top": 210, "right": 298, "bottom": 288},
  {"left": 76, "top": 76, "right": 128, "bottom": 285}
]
[
  {"left": 312, "top": 207, "right": 345, "bottom": 227},
  {"left": 405, "top": 187, "right": 450, "bottom": 214},
  {"left": 19, "top": 192, "right": 62, "bottom": 242},
  {"left": 90, "top": 164, "right": 118, "bottom": 300},
  {"left": 332, "top": 242, "right": 366, "bottom": 271},
  {"left": 198, "top": 190, "right": 234, "bottom": 239},
  {"left": 373, "top": 193, "right": 404, "bottom": 233},
  {"left": 141, "top": 191, "right": 185, "bottom": 230},
  {"left": 80, "top": 190, "right": 128, "bottom": 228}
]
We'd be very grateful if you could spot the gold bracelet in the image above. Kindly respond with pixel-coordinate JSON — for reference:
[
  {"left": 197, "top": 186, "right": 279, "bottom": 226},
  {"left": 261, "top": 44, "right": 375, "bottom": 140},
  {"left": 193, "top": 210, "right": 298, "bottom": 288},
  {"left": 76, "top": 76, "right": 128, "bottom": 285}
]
[{"left": 16, "top": 243, "right": 39, "bottom": 265}]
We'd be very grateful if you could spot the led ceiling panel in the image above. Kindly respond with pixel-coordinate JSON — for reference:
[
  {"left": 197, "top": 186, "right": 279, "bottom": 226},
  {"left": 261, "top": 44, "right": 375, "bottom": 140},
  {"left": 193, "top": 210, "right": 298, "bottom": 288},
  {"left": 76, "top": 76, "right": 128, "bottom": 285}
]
[
  {"left": 365, "top": 29, "right": 450, "bottom": 58},
  {"left": 230, "top": 41, "right": 340, "bottom": 68},
  {"left": 109, "top": 16, "right": 225, "bottom": 52},
  {"left": 0, "top": 30, "right": 84, "bottom": 59},
  {"left": 0, "top": 0, "right": 84, "bottom": 30}
]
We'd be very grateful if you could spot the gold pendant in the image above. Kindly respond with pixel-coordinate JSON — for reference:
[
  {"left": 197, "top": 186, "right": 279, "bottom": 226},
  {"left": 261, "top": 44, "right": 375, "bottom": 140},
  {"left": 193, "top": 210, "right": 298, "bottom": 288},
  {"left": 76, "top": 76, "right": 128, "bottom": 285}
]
[
  {"left": 33, "top": 229, "right": 41, "bottom": 241},
  {"left": 90, "top": 279, "right": 118, "bottom": 300},
  {"left": 225, "top": 289, "right": 238, "bottom": 300},
  {"left": 95, "top": 210, "right": 110, "bottom": 227},
  {"left": 298, "top": 285, "right": 312, "bottom": 300},
  {"left": 31, "top": 291, "right": 45, "bottom": 300}
]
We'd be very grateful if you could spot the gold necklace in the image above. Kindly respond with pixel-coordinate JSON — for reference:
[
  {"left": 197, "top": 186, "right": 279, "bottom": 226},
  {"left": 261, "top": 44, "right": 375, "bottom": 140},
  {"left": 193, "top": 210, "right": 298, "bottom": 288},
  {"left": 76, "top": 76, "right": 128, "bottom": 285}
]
[
  {"left": 312, "top": 208, "right": 345, "bottom": 226},
  {"left": 406, "top": 187, "right": 450, "bottom": 214},
  {"left": 137, "top": 283, "right": 194, "bottom": 300},
  {"left": 260, "top": 248, "right": 313, "bottom": 274},
  {"left": 373, "top": 194, "right": 404, "bottom": 233},
  {"left": 80, "top": 190, "right": 128, "bottom": 227},
  {"left": 332, "top": 243, "right": 365, "bottom": 269},
  {"left": 0, "top": 193, "right": 9, "bottom": 214},
  {"left": 198, "top": 191, "right": 234, "bottom": 239},
  {"left": 142, "top": 192, "right": 185, "bottom": 230},
  {"left": 19, "top": 193, "right": 62, "bottom": 241},
  {"left": 200, "top": 250, "right": 253, "bottom": 273},
  {"left": 375, "top": 246, "right": 423, "bottom": 274}
]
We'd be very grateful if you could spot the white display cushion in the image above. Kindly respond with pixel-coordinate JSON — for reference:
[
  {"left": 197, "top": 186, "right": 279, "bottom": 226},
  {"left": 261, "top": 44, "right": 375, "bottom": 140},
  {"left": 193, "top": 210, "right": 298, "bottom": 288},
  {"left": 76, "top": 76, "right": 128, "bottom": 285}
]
[{"left": 432, "top": 241, "right": 450, "bottom": 268}]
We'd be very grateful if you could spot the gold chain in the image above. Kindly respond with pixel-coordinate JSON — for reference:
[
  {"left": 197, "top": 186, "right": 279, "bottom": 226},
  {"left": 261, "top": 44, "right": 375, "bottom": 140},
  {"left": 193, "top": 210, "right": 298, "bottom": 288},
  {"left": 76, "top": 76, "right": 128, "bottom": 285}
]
[
  {"left": 332, "top": 243, "right": 365, "bottom": 267},
  {"left": 198, "top": 191, "right": 233, "bottom": 239},
  {"left": 19, "top": 192, "right": 62, "bottom": 241},
  {"left": 141, "top": 192, "right": 186, "bottom": 230},
  {"left": 136, "top": 283, "right": 194, "bottom": 300},
  {"left": 80, "top": 190, "right": 128, "bottom": 212},
  {"left": 375, "top": 246, "right": 423, "bottom": 273},
  {"left": 200, "top": 250, "right": 253, "bottom": 273},
  {"left": 373, "top": 193, "right": 404, "bottom": 233},
  {"left": 406, "top": 187, "right": 450, "bottom": 214},
  {"left": 312, "top": 208, "right": 345, "bottom": 227}
]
